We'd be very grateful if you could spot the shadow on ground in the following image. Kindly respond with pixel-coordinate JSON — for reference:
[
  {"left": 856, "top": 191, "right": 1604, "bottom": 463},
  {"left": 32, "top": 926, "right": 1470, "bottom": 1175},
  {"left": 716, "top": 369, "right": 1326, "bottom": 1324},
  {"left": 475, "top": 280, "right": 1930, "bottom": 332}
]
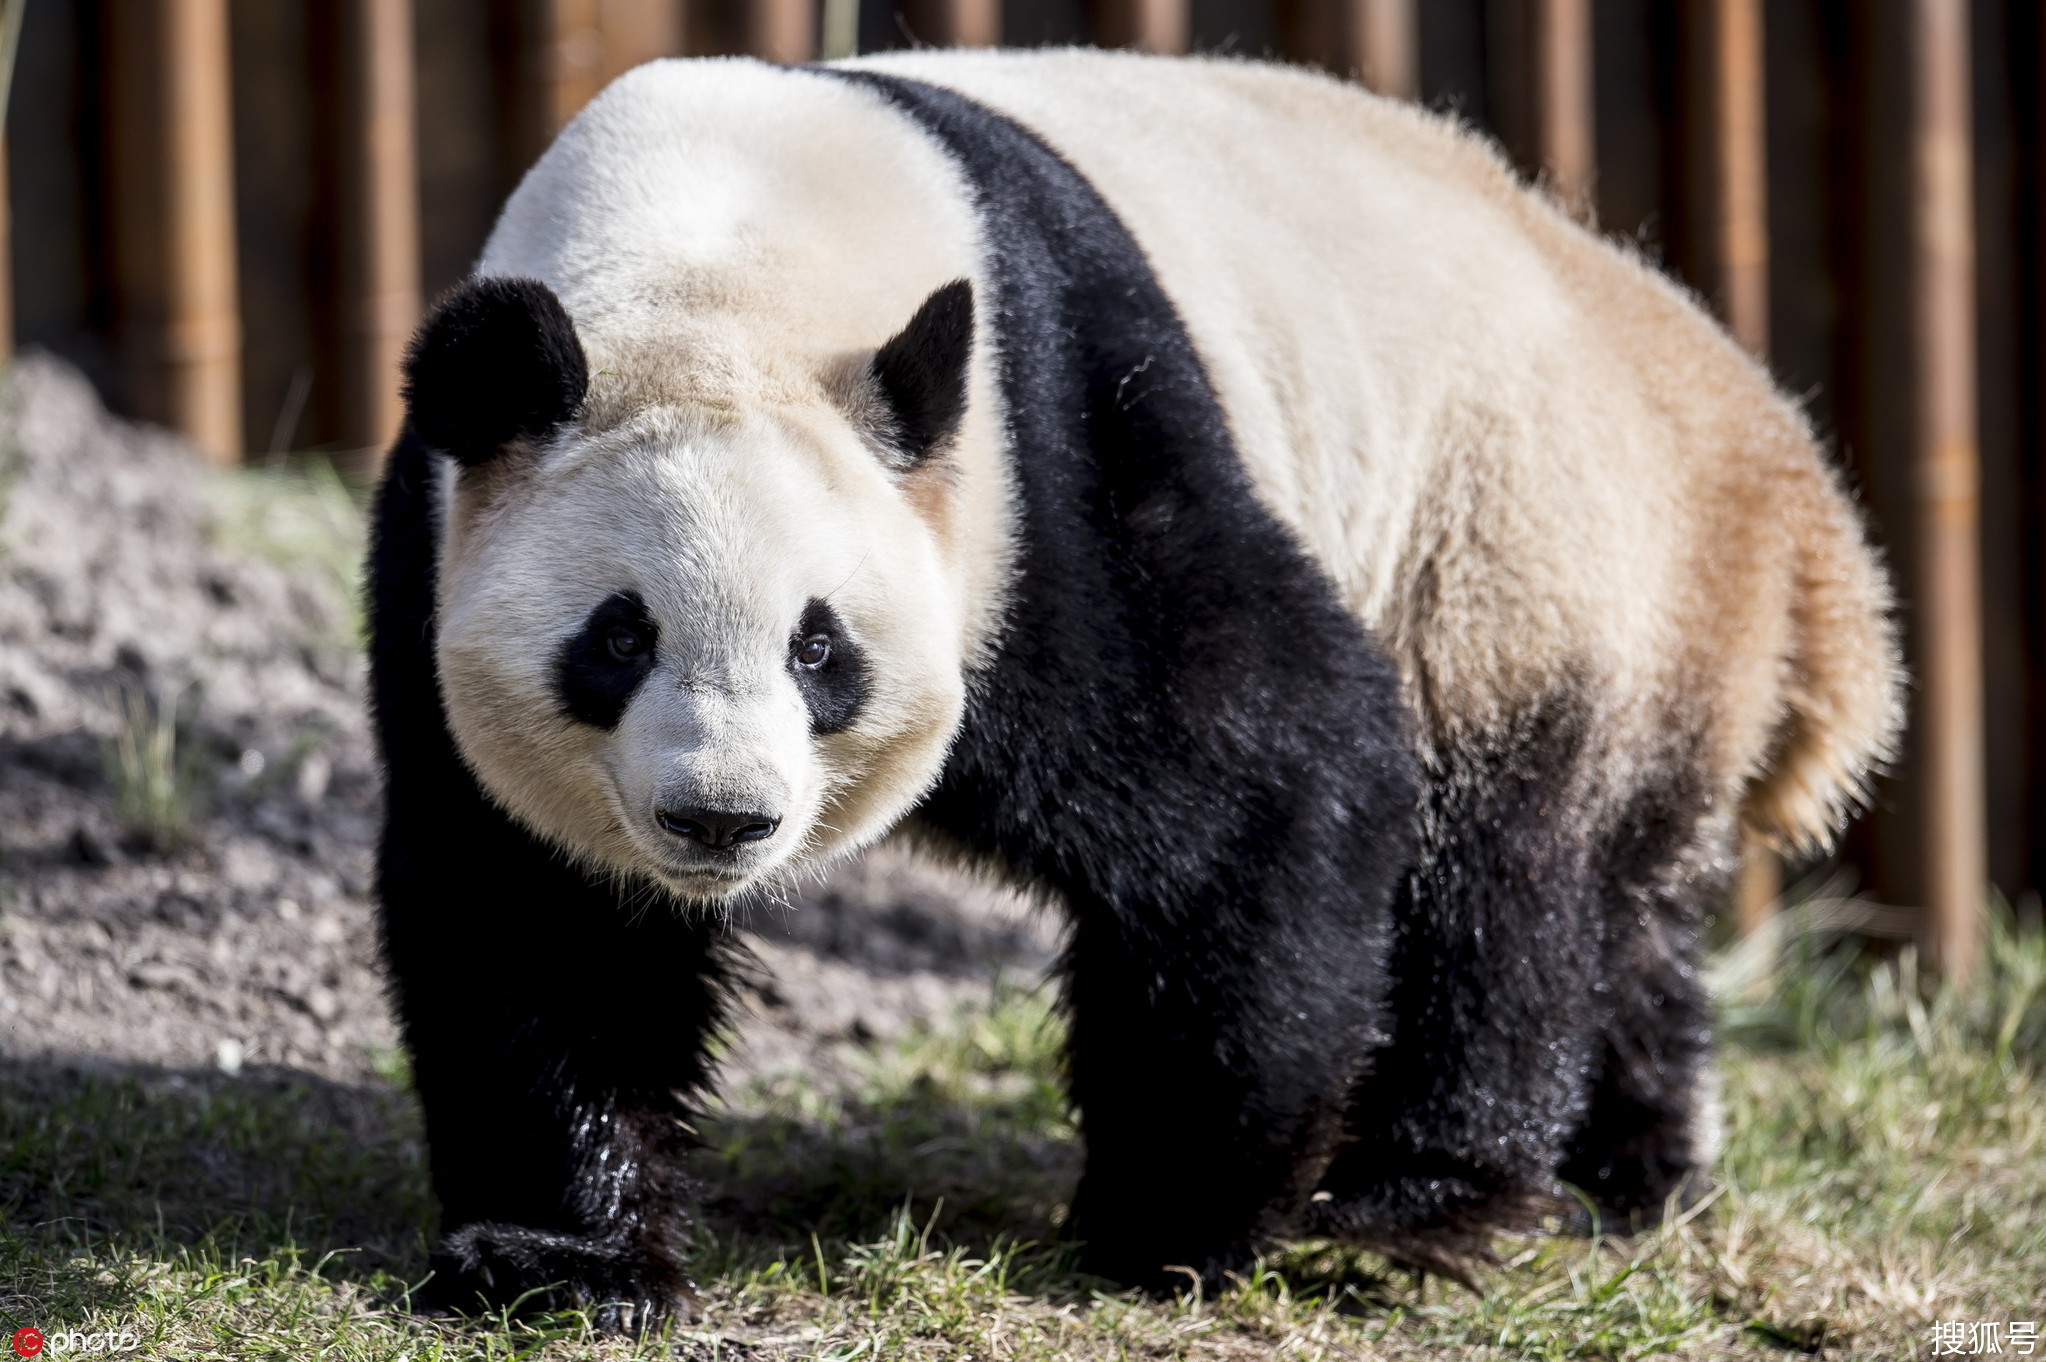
[
  {"left": 0, "top": 1047, "right": 1087, "bottom": 1307},
  {"left": 698, "top": 1075, "right": 1080, "bottom": 1253},
  {"left": 0, "top": 1057, "right": 429, "bottom": 1292}
]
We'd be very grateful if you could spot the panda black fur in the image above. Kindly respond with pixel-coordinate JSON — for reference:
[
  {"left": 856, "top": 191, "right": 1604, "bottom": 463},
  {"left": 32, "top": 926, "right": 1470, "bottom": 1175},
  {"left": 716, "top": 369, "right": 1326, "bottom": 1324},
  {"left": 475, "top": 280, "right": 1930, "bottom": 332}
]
[{"left": 369, "top": 51, "right": 1901, "bottom": 1324}]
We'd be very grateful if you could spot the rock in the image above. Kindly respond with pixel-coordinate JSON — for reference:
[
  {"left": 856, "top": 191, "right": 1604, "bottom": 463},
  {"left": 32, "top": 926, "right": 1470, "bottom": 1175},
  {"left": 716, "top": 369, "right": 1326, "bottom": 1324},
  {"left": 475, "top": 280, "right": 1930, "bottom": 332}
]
[
  {"left": 68, "top": 825, "right": 112, "bottom": 867},
  {"left": 129, "top": 961, "right": 197, "bottom": 992}
]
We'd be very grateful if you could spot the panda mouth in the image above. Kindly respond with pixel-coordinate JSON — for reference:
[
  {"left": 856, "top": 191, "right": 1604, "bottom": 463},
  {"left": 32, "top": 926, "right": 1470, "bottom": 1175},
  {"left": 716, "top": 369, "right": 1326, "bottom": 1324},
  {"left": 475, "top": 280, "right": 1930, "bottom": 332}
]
[
  {"left": 674, "top": 866, "right": 750, "bottom": 884},
  {"left": 646, "top": 854, "right": 768, "bottom": 897}
]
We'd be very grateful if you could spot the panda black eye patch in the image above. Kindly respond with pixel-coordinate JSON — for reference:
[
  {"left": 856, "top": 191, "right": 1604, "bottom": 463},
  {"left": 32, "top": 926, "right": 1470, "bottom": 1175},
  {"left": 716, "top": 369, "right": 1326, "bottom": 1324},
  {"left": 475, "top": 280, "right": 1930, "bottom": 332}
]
[
  {"left": 555, "top": 591, "right": 659, "bottom": 729},
  {"left": 789, "top": 598, "right": 867, "bottom": 734}
]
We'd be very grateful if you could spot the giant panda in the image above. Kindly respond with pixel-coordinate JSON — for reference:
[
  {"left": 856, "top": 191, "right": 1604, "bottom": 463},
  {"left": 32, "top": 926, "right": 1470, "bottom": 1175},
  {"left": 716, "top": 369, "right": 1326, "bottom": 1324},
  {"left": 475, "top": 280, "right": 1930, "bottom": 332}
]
[{"left": 369, "top": 49, "right": 1901, "bottom": 1326}]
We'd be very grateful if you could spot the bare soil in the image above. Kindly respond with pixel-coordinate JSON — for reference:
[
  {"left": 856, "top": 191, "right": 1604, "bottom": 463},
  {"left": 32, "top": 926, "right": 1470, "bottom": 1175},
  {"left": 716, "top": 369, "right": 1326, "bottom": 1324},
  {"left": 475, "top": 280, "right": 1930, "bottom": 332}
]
[{"left": 0, "top": 355, "right": 1055, "bottom": 1096}]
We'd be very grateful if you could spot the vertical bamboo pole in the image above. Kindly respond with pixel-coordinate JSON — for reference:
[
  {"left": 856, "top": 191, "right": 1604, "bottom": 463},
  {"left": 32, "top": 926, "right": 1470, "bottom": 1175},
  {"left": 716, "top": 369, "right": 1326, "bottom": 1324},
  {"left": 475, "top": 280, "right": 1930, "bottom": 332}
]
[
  {"left": 341, "top": 0, "right": 420, "bottom": 465},
  {"left": 525, "top": 1, "right": 687, "bottom": 151},
  {"left": 910, "top": 0, "right": 999, "bottom": 49},
  {"left": 1710, "top": 0, "right": 1768, "bottom": 356},
  {"left": 1533, "top": 0, "right": 1593, "bottom": 215},
  {"left": 159, "top": 0, "right": 244, "bottom": 464},
  {"left": 749, "top": 0, "right": 817, "bottom": 61},
  {"left": 538, "top": 0, "right": 605, "bottom": 136},
  {"left": 821, "top": 0, "right": 860, "bottom": 60},
  {"left": 1135, "top": 0, "right": 1188, "bottom": 52},
  {"left": 596, "top": 0, "right": 683, "bottom": 80},
  {"left": 957, "top": 0, "right": 1002, "bottom": 47},
  {"left": 0, "top": 136, "right": 10, "bottom": 368},
  {"left": 1349, "top": 0, "right": 1416, "bottom": 99},
  {"left": 1093, "top": 0, "right": 1188, "bottom": 54},
  {"left": 1910, "top": 0, "right": 1984, "bottom": 985},
  {"left": 0, "top": 131, "right": 11, "bottom": 372},
  {"left": 1704, "top": 0, "right": 1780, "bottom": 937}
]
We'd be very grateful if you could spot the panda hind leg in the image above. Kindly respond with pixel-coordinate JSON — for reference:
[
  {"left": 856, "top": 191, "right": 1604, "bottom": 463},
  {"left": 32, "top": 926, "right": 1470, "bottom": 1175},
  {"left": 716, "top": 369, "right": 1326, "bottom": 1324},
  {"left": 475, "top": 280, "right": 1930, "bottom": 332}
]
[
  {"left": 1307, "top": 699, "right": 1612, "bottom": 1285},
  {"left": 1556, "top": 806, "right": 1731, "bottom": 1233}
]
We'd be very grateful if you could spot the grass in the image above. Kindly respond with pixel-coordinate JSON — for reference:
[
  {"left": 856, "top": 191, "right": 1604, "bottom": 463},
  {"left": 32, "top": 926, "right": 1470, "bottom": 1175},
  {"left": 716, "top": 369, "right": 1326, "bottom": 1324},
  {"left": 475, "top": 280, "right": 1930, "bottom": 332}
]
[
  {"left": 99, "top": 681, "right": 205, "bottom": 853},
  {"left": 87, "top": 457, "right": 366, "bottom": 851},
  {"left": 2, "top": 915, "right": 2042, "bottom": 1360},
  {"left": 207, "top": 455, "right": 369, "bottom": 648}
]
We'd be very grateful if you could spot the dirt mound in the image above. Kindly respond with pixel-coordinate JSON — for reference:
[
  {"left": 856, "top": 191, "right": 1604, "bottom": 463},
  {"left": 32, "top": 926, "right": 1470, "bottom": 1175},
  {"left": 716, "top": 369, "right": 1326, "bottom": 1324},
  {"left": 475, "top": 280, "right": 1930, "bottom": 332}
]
[{"left": 0, "top": 355, "right": 1054, "bottom": 1092}]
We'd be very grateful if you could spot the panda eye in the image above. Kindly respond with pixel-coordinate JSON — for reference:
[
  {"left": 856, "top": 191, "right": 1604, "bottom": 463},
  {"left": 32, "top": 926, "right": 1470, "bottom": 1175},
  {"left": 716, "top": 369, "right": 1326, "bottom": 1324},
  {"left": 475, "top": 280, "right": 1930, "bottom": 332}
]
[
  {"left": 605, "top": 626, "right": 648, "bottom": 663},
  {"left": 795, "top": 634, "right": 831, "bottom": 669}
]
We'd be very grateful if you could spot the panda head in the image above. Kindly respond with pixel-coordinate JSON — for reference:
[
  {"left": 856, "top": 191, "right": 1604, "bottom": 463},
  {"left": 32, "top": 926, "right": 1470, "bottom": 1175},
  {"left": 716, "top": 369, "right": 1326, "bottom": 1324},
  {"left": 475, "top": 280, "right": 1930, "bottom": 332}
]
[{"left": 405, "top": 274, "right": 979, "bottom": 902}]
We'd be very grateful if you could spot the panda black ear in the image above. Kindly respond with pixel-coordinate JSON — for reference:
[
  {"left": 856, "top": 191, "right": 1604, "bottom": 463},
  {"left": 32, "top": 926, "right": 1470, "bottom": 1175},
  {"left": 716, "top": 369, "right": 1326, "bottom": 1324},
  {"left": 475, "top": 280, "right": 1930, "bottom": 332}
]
[
  {"left": 403, "top": 276, "right": 589, "bottom": 468},
  {"left": 870, "top": 279, "right": 974, "bottom": 465}
]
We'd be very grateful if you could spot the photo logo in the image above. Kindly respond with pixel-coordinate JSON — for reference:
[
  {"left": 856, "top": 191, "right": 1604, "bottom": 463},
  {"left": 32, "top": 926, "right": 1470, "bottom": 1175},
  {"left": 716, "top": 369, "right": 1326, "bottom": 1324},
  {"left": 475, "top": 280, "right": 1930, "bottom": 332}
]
[{"left": 8, "top": 1332, "right": 138, "bottom": 1357}]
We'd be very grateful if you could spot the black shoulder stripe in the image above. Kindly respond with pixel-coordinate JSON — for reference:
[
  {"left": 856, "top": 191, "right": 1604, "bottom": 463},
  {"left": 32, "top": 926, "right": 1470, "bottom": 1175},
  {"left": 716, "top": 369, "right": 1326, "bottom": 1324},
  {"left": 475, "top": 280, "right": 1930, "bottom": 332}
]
[{"left": 822, "top": 68, "right": 1418, "bottom": 915}]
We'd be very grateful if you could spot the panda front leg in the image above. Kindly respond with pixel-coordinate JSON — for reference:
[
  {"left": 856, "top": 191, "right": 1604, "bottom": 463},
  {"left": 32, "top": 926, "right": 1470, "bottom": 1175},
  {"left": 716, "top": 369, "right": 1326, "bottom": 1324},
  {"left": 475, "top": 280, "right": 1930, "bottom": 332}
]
[
  {"left": 380, "top": 827, "right": 737, "bottom": 1330},
  {"left": 425, "top": 1069, "right": 704, "bottom": 1332},
  {"left": 1058, "top": 871, "right": 1393, "bottom": 1292}
]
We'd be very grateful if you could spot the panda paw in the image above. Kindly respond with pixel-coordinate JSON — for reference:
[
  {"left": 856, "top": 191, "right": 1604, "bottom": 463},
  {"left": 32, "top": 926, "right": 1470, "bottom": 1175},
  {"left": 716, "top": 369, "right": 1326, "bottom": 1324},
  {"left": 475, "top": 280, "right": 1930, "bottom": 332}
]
[
  {"left": 427, "top": 1221, "right": 699, "bottom": 1332},
  {"left": 1070, "top": 1222, "right": 1253, "bottom": 1297},
  {"left": 1556, "top": 1167, "right": 1718, "bottom": 1238},
  {"left": 1352, "top": 1221, "right": 1499, "bottom": 1293},
  {"left": 1307, "top": 1180, "right": 1556, "bottom": 1293}
]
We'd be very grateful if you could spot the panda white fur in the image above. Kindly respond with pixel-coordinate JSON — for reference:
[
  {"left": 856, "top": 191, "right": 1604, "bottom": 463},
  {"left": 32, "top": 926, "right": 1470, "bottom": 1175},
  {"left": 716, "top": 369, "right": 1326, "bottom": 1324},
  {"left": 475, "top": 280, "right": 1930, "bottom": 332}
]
[{"left": 369, "top": 50, "right": 1900, "bottom": 1324}]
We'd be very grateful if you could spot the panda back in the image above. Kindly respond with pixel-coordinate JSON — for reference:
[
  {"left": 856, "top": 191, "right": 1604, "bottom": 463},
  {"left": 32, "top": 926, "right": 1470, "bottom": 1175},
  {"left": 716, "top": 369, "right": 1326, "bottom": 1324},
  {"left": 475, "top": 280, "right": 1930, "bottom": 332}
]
[
  {"left": 849, "top": 49, "right": 1898, "bottom": 841},
  {"left": 476, "top": 51, "right": 1898, "bottom": 845}
]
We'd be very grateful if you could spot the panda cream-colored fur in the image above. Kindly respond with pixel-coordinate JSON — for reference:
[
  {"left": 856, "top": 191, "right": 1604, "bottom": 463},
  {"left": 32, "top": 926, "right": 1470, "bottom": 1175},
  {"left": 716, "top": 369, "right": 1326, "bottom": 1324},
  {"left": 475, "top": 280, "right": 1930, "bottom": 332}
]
[
  {"left": 370, "top": 50, "right": 1899, "bottom": 1325},
  {"left": 855, "top": 49, "right": 1897, "bottom": 851}
]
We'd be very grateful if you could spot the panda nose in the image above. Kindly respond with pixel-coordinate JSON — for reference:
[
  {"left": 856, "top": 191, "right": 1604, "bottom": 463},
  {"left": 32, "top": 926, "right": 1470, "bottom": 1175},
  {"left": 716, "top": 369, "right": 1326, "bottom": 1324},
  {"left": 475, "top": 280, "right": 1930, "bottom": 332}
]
[{"left": 656, "top": 806, "right": 781, "bottom": 850}]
